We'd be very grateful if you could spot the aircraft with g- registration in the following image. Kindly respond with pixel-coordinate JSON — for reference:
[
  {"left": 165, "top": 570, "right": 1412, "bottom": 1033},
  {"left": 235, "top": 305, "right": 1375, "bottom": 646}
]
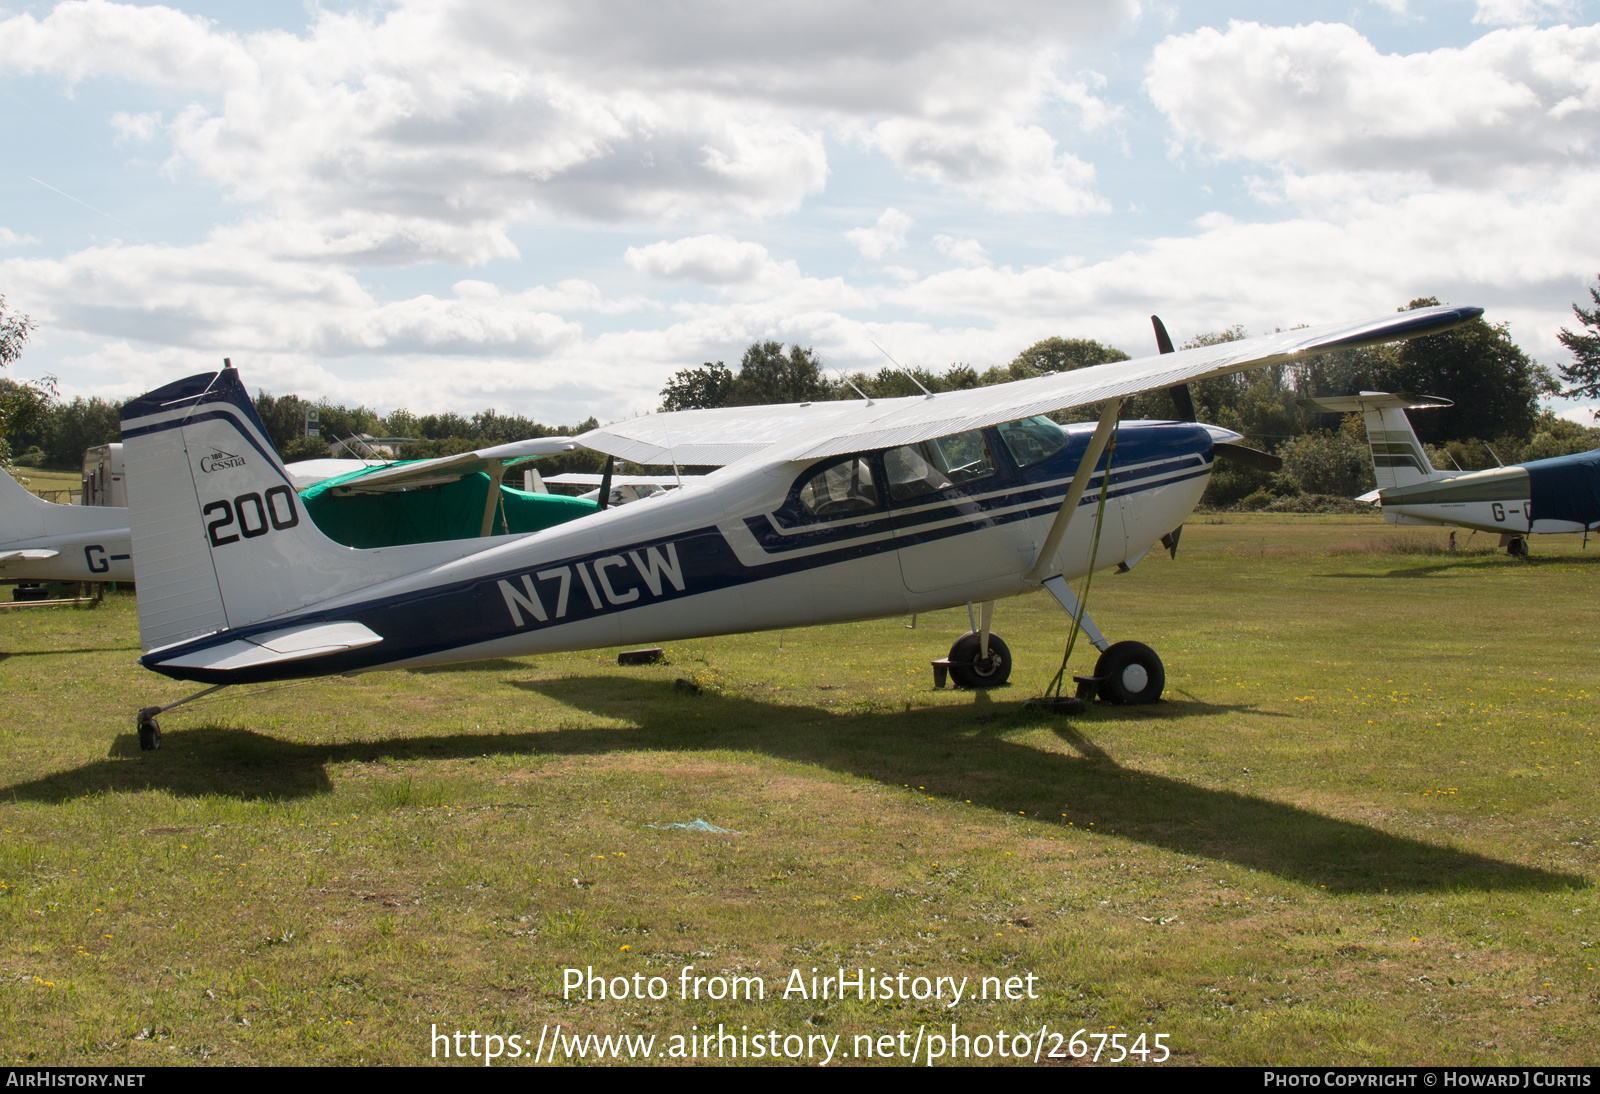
[
  {"left": 1301, "top": 392, "right": 1600, "bottom": 556},
  {"left": 117, "top": 304, "right": 1483, "bottom": 749},
  {"left": 0, "top": 468, "right": 134, "bottom": 583}
]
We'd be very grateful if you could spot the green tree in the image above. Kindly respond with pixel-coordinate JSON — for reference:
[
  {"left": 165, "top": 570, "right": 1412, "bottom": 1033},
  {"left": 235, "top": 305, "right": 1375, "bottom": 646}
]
[
  {"left": 40, "top": 397, "right": 122, "bottom": 468},
  {"left": 660, "top": 343, "right": 835, "bottom": 410},
  {"left": 660, "top": 361, "right": 736, "bottom": 411},
  {"left": 1011, "top": 336, "right": 1129, "bottom": 376},
  {"left": 0, "top": 297, "right": 45, "bottom": 471},
  {"left": 1558, "top": 275, "right": 1600, "bottom": 404},
  {"left": 1279, "top": 429, "right": 1376, "bottom": 497},
  {"left": 1371, "top": 298, "right": 1555, "bottom": 445}
]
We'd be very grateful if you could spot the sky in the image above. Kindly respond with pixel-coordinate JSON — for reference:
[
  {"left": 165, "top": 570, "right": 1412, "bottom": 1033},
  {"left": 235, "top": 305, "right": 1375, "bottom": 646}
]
[{"left": 1, "top": 0, "right": 1597, "bottom": 427}]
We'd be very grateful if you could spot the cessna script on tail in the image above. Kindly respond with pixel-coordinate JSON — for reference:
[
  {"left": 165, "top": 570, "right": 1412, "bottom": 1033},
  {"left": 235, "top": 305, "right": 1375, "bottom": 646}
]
[{"left": 118, "top": 304, "right": 1482, "bottom": 749}]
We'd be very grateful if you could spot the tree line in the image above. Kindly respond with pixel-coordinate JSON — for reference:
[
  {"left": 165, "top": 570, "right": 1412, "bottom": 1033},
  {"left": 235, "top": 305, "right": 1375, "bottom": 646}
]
[{"left": 4, "top": 285, "right": 1600, "bottom": 508}]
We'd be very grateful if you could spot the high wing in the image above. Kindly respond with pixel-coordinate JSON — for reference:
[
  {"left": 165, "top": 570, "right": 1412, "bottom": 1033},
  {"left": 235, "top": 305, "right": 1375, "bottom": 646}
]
[
  {"left": 285, "top": 437, "right": 577, "bottom": 493},
  {"left": 577, "top": 305, "right": 1482, "bottom": 466}
]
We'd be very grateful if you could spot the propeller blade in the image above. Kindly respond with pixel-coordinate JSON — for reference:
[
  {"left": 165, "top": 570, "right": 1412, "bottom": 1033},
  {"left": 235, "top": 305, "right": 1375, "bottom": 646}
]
[
  {"left": 597, "top": 454, "right": 615, "bottom": 511},
  {"left": 1214, "top": 442, "right": 1283, "bottom": 473},
  {"left": 1160, "top": 526, "right": 1182, "bottom": 560},
  {"left": 1150, "top": 314, "right": 1176, "bottom": 356},
  {"left": 1170, "top": 382, "right": 1196, "bottom": 423},
  {"left": 1152, "top": 315, "right": 1196, "bottom": 422}
]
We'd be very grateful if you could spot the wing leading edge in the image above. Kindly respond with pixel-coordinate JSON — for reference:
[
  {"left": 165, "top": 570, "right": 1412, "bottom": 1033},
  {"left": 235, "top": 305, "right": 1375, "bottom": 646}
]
[{"left": 577, "top": 305, "right": 1483, "bottom": 466}]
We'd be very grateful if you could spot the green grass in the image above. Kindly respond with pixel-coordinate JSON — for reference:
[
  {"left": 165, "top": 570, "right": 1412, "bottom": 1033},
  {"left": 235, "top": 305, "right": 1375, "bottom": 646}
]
[{"left": 1, "top": 514, "right": 1596, "bottom": 1066}]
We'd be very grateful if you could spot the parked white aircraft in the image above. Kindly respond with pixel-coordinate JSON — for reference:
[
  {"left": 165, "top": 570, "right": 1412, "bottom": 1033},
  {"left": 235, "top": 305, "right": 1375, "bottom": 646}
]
[
  {"left": 119, "top": 305, "right": 1481, "bottom": 749},
  {"left": 1301, "top": 391, "right": 1600, "bottom": 556},
  {"left": 0, "top": 469, "right": 133, "bottom": 582}
]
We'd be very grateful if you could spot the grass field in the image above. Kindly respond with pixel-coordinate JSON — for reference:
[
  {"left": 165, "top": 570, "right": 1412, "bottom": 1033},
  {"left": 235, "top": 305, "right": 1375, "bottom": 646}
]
[{"left": 1, "top": 513, "right": 1596, "bottom": 1066}]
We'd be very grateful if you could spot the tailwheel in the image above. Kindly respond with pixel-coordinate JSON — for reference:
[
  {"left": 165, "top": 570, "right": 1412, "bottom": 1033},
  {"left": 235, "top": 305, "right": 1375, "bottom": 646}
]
[
  {"left": 136, "top": 707, "right": 161, "bottom": 751},
  {"left": 1094, "top": 641, "right": 1165, "bottom": 705},
  {"left": 947, "top": 632, "right": 1012, "bottom": 689}
]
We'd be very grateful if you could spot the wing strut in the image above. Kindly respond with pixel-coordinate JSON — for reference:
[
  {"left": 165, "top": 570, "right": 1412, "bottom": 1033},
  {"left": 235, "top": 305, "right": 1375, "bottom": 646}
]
[{"left": 1024, "top": 398, "right": 1123, "bottom": 582}]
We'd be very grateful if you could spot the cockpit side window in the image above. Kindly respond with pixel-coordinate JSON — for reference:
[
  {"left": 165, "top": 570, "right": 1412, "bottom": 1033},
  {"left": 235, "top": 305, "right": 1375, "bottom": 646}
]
[
  {"left": 797, "top": 456, "right": 880, "bottom": 519},
  {"left": 997, "top": 415, "right": 1068, "bottom": 469},
  {"left": 883, "top": 430, "right": 996, "bottom": 502}
]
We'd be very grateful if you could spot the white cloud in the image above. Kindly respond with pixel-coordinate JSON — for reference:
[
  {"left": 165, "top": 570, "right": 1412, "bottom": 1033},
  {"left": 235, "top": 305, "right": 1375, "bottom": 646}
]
[
  {"left": 868, "top": 119, "right": 1107, "bottom": 213},
  {"left": 625, "top": 235, "right": 778, "bottom": 285},
  {"left": 0, "top": 227, "right": 39, "bottom": 248},
  {"left": 109, "top": 110, "right": 161, "bottom": 142},
  {"left": 1148, "top": 21, "right": 1600, "bottom": 185},
  {"left": 1473, "top": 0, "right": 1582, "bottom": 26},
  {"left": 932, "top": 235, "right": 989, "bottom": 267},
  {"left": 0, "top": 0, "right": 1130, "bottom": 266},
  {"left": 845, "top": 208, "right": 913, "bottom": 259}
]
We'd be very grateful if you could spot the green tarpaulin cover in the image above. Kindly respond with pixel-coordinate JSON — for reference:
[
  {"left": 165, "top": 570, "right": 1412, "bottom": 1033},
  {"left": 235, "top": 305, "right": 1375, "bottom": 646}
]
[{"left": 299, "top": 464, "right": 599, "bottom": 549}]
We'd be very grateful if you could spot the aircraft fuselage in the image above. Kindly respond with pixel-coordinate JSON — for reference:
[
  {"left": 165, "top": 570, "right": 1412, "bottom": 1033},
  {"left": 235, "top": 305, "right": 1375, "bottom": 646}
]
[{"left": 145, "top": 419, "right": 1213, "bottom": 683}]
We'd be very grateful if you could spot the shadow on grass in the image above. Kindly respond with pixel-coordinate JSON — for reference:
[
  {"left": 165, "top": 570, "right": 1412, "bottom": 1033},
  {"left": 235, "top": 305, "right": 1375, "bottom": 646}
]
[
  {"left": 405, "top": 658, "right": 538, "bottom": 675},
  {"left": 0, "top": 646, "right": 141, "bottom": 661},
  {"left": 2, "top": 676, "right": 1579, "bottom": 896},
  {"left": 1319, "top": 552, "right": 1600, "bottom": 580}
]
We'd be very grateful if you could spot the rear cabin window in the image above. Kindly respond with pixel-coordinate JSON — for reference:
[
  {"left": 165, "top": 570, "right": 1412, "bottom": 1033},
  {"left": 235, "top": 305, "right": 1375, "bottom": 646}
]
[
  {"left": 798, "top": 456, "right": 879, "bottom": 518},
  {"left": 883, "top": 430, "right": 996, "bottom": 502},
  {"left": 997, "top": 415, "right": 1068, "bottom": 469}
]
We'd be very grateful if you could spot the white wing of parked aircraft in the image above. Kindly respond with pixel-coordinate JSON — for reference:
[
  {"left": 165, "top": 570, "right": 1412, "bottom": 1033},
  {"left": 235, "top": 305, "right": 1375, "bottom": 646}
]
[
  {"left": 117, "top": 303, "right": 1482, "bottom": 749},
  {"left": 285, "top": 437, "right": 577, "bottom": 492}
]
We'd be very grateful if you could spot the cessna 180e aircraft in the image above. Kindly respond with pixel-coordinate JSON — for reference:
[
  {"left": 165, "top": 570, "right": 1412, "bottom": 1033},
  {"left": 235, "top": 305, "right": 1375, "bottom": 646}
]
[
  {"left": 118, "top": 304, "right": 1482, "bottom": 749},
  {"left": 1302, "top": 392, "right": 1600, "bottom": 556}
]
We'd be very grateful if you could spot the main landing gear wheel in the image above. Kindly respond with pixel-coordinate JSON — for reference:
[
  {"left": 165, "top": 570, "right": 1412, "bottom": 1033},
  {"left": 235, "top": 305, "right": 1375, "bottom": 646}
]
[
  {"left": 1094, "top": 641, "right": 1165, "bottom": 705},
  {"left": 1506, "top": 536, "right": 1529, "bottom": 558},
  {"left": 947, "top": 632, "right": 1012, "bottom": 689},
  {"left": 136, "top": 707, "right": 161, "bottom": 751}
]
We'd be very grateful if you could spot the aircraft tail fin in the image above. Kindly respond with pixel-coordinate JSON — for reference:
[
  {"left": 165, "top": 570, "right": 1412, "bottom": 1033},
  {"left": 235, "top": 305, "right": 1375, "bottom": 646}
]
[
  {"left": 0, "top": 468, "right": 51, "bottom": 542},
  {"left": 1297, "top": 392, "right": 1452, "bottom": 490},
  {"left": 119, "top": 365, "right": 371, "bottom": 653}
]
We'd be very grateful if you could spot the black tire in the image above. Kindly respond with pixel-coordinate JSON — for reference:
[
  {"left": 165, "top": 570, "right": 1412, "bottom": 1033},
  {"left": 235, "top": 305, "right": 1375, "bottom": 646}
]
[
  {"left": 1507, "top": 536, "right": 1529, "bottom": 558},
  {"left": 1094, "top": 641, "right": 1164, "bottom": 705},
  {"left": 947, "top": 632, "right": 1012, "bottom": 689},
  {"left": 137, "top": 711, "right": 161, "bottom": 751}
]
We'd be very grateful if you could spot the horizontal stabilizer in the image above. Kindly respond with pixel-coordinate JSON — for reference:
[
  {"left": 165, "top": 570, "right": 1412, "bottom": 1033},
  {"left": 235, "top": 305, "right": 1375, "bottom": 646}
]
[
  {"left": 152, "top": 621, "right": 382, "bottom": 672},
  {"left": 0, "top": 549, "right": 60, "bottom": 567},
  {"left": 1298, "top": 392, "right": 1453, "bottom": 413}
]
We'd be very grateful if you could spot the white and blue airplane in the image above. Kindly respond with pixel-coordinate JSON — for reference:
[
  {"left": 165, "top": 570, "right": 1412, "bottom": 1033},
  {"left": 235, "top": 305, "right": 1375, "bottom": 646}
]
[
  {"left": 118, "top": 305, "right": 1482, "bottom": 749},
  {"left": 1301, "top": 391, "right": 1600, "bottom": 556},
  {"left": 0, "top": 469, "right": 134, "bottom": 583}
]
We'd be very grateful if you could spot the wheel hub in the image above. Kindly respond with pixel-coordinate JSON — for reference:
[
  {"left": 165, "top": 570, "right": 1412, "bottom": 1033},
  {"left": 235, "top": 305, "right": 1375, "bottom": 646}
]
[{"left": 1121, "top": 664, "right": 1149, "bottom": 693}]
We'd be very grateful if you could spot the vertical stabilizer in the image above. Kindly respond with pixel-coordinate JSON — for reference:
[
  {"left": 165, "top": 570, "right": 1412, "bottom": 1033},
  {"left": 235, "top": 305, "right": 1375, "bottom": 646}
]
[
  {"left": 121, "top": 367, "right": 382, "bottom": 652},
  {"left": 0, "top": 468, "right": 50, "bottom": 542},
  {"left": 1297, "top": 392, "right": 1454, "bottom": 490}
]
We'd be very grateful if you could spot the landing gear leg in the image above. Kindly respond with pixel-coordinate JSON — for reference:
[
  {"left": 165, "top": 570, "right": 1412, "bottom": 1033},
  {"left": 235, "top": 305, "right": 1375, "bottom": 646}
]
[
  {"left": 133, "top": 684, "right": 228, "bottom": 751},
  {"left": 1042, "top": 575, "right": 1165, "bottom": 704}
]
